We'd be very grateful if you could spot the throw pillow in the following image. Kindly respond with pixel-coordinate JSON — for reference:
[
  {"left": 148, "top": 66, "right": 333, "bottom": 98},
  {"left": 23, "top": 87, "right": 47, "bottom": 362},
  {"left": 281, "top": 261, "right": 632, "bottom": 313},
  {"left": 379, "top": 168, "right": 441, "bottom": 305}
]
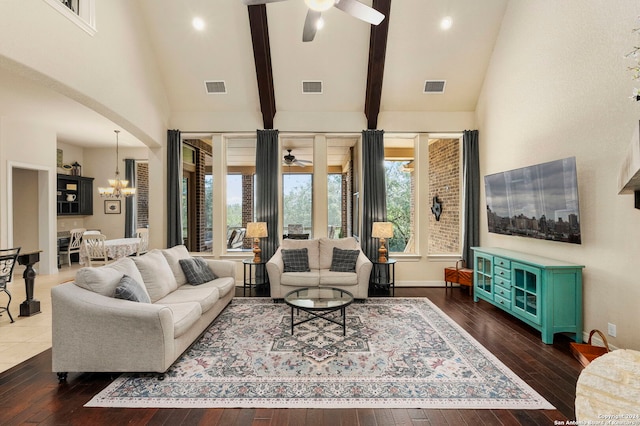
[
  {"left": 179, "top": 257, "right": 217, "bottom": 285},
  {"left": 330, "top": 247, "right": 359, "bottom": 272},
  {"left": 282, "top": 248, "right": 311, "bottom": 272},
  {"left": 132, "top": 250, "right": 178, "bottom": 302},
  {"left": 114, "top": 275, "right": 151, "bottom": 303}
]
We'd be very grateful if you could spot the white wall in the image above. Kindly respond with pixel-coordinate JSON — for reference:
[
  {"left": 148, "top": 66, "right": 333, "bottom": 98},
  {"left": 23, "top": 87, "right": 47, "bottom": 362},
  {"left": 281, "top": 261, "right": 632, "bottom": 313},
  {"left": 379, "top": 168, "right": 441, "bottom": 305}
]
[
  {"left": 12, "top": 168, "right": 39, "bottom": 253},
  {"left": 476, "top": 0, "right": 640, "bottom": 349}
]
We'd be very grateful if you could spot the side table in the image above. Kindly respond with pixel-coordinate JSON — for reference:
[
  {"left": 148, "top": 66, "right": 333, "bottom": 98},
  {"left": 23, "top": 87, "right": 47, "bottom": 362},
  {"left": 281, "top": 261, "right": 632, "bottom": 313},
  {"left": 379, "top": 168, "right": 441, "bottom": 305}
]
[
  {"left": 370, "top": 258, "right": 396, "bottom": 297},
  {"left": 17, "top": 250, "right": 42, "bottom": 316},
  {"left": 242, "top": 258, "right": 269, "bottom": 296}
]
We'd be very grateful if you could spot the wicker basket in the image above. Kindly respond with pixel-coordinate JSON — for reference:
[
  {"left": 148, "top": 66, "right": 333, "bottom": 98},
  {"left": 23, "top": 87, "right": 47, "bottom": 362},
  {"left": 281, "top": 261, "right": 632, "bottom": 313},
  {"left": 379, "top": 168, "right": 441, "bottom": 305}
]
[{"left": 570, "top": 329, "right": 610, "bottom": 367}]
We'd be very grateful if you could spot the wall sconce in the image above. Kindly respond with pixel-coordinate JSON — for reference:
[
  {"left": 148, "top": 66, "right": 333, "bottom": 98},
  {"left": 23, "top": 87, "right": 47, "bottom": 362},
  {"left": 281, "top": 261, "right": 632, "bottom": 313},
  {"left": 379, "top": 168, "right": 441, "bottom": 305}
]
[
  {"left": 372, "top": 222, "right": 393, "bottom": 263},
  {"left": 246, "top": 222, "right": 268, "bottom": 263}
]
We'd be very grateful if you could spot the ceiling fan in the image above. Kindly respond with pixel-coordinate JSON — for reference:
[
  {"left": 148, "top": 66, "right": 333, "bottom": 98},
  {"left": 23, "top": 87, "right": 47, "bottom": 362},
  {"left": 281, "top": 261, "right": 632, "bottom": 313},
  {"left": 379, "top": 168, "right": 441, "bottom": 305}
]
[
  {"left": 283, "top": 149, "right": 313, "bottom": 167},
  {"left": 241, "top": 0, "right": 385, "bottom": 42}
]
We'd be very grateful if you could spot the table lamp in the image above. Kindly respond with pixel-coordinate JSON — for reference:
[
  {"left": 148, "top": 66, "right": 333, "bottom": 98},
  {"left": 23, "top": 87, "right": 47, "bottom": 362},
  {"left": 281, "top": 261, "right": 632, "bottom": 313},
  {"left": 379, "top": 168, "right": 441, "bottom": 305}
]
[
  {"left": 246, "top": 222, "right": 268, "bottom": 263},
  {"left": 372, "top": 222, "right": 393, "bottom": 263}
]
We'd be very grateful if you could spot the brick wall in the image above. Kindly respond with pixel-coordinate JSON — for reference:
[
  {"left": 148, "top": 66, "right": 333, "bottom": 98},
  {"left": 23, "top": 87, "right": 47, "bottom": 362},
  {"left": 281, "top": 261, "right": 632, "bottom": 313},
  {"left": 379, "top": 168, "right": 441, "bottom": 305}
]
[
  {"left": 242, "top": 174, "right": 253, "bottom": 248},
  {"left": 428, "top": 139, "right": 460, "bottom": 254},
  {"left": 184, "top": 139, "right": 212, "bottom": 252},
  {"left": 136, "top": 163, "right": 149, "bottom": 228}
]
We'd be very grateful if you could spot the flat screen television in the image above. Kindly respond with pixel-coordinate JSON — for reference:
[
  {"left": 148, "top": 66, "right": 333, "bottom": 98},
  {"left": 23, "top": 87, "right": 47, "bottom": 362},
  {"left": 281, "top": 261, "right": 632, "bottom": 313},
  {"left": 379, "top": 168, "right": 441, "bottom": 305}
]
[{"left": 484, "top": 157, "right": 581, "bottom": 244}]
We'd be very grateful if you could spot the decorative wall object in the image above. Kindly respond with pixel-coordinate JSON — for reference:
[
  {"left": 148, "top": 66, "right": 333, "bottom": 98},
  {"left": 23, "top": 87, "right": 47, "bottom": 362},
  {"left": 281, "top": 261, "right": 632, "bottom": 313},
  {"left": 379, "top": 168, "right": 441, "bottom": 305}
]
[
  {"left": 104, "top": 200, "right": 121, "bottom": 214},
  {"left": 431, "top": 196, "right": 443, "bottom": 221}
]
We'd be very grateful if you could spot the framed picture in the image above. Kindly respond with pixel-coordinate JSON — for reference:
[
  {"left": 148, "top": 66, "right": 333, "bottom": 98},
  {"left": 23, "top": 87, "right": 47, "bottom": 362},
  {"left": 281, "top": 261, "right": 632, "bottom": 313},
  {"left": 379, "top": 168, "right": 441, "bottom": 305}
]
[
  {"left": 104, "top": 200, "right": 121, "bottom": 214},
  {"left": 56, "top": 149, "right": 63, "bottom": 167}
]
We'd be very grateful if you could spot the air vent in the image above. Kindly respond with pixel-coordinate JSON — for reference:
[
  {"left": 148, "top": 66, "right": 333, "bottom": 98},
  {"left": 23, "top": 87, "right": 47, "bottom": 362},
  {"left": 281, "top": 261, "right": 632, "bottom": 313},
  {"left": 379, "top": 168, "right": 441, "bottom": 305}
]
[
  {"left": 302, "top": 80, "right": 323, "bottom": 94},
  {"left": 423, "top": 80, "right": 446, "bottom": 94},
  {"left": 204, "top": 81, "right": 227, "bottom": 94}
]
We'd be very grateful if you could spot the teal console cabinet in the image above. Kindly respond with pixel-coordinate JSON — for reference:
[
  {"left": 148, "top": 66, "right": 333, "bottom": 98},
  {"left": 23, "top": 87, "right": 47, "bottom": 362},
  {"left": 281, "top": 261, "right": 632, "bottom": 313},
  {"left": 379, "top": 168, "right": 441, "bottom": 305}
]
[{"left": 472, "top": 247, "right": 584, "bottom": 344}]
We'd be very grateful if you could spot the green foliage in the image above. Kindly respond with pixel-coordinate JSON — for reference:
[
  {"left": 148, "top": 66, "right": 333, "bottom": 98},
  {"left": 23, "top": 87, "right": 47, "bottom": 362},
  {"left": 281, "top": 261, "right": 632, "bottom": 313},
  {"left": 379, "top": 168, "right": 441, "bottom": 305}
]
[{"left": 385, "top": 161, "right": 412, "bottom": 252}]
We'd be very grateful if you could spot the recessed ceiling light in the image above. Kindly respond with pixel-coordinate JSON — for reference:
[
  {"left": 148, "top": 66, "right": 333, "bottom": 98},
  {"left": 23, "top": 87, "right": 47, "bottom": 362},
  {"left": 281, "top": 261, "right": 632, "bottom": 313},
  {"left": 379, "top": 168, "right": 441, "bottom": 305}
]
[
  {"left": 192, "top": 17, "right": 205, "bottom": 31},
  {"left": 440, "top": 16, "right": 452, "bottom": 30}
]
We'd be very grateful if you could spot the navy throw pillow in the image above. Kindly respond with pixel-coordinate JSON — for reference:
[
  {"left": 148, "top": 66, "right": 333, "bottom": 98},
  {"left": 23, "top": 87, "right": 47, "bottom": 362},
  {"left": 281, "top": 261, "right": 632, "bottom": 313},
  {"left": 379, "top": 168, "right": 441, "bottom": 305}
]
[
  {"left": 179, "top": 257, "right": 217, "bottom": 285},
  {"left": 282, "top": 248, "right": 311, "bottom": 272},
  {"left": 115, "top": 274, "right": 151, "bottom": 303},
  {"left": 330, "top": 247, "right": 359, "bottom": 272}
]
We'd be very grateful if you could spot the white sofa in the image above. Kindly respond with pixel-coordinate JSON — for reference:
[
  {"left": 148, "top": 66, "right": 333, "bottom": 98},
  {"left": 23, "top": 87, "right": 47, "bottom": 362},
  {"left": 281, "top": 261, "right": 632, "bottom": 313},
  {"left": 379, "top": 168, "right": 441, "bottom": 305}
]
[
  {"left": 51, "top": 245, "right": 235, "bottom": 380},
  {"left": 267, "top": 237, "right": 372, "bottom": 299}
]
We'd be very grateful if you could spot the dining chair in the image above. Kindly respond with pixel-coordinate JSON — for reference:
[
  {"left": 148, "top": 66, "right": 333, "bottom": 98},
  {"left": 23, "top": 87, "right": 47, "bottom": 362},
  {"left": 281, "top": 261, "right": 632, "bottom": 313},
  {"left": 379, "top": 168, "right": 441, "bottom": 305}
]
[
  {"left": 83, "top": 234, "right": 109, "bottom": 267},
  {"left": 63, "top": 228, "right": 86, "bottom": 267},
  {"left": 0, "top": 247, "right": 21, "bottom": 323},
  {"left": 83, "top": 230, "right": 101, "bottom": 235},
  {"left": 136, "top": 228, "right": 149, "bottom": 256}
]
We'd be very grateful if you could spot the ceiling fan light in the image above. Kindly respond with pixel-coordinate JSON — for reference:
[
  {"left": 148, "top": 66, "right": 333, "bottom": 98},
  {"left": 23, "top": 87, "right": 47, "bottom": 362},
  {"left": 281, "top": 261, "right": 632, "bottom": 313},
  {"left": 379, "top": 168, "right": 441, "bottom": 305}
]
[{"left": 304, "top": 0, "right": 334, "bottom": 12}]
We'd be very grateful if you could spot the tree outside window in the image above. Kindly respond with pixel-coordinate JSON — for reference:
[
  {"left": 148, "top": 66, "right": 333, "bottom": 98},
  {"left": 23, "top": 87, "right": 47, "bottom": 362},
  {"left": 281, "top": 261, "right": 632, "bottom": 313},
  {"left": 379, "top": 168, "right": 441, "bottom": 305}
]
[{"left": 385, "top": 161, "right": 412, "bottom": 252}]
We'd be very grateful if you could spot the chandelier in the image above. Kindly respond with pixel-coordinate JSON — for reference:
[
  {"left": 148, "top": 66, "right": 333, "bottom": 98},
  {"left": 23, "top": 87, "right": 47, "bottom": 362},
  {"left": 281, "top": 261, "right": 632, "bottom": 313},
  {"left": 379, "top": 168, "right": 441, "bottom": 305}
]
[{"left": 98, "top": 130, "right": 136, "bottom": 198}]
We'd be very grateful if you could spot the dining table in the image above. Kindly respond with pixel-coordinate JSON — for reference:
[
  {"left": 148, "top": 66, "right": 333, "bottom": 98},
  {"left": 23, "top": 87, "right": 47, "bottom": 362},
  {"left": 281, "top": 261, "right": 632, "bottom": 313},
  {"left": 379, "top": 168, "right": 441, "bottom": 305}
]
[{"left": 79, "top": 237, "right": 141, "bottom": 266}]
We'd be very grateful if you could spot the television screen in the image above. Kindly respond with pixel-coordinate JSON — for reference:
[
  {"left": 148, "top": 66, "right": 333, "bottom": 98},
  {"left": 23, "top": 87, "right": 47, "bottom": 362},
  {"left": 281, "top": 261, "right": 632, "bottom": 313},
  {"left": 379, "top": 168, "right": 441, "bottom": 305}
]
[{"left": 484, "top": 157, "right": 581, "bottom": 244}]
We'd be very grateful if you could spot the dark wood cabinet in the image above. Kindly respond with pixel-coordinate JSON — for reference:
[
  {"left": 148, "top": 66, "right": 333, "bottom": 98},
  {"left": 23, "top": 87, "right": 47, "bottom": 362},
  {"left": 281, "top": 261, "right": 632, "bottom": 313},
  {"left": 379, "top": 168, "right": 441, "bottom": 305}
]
[{"left": 56, "top": 174, "right": 94, "bottom": 216}]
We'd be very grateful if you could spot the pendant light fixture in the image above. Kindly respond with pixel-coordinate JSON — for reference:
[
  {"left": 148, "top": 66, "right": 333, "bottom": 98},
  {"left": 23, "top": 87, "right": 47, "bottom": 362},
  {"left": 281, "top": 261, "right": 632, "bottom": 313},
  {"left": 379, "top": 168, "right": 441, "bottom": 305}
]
[{"left": 98, "top": 130, "right": 136, "bottom": 198}]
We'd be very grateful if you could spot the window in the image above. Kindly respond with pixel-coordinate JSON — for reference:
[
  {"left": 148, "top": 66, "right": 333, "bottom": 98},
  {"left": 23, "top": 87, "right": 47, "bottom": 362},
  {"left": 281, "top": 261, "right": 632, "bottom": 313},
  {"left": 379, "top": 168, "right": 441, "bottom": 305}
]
[
  {"left": 283, "top": 174, "right": 313, "bottom": 237},
  {"left": 427, "top": 138, "right": 461, "bottom": 255},
  {"left": 43, "top": 0, "right": 96, "bottom": 35},
  {"left": 384, "top": 139, "right": 415, "bottom": 253},
  {"left": 226, "top": 138, "right": 256, "bottom": 252},
  {"left": 327, "top": 174, "right": 343, "bottom": 238}
]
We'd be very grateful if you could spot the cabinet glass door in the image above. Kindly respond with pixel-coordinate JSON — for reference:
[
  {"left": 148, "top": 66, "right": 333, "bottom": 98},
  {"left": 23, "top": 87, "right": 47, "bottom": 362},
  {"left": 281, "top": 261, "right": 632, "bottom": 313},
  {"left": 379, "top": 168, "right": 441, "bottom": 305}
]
[
  {"left": 512, "top": 262, "right": 541, "bottom": 324},
  {"left": 475, "top": 254, "right": 492, "bottom": 296}
]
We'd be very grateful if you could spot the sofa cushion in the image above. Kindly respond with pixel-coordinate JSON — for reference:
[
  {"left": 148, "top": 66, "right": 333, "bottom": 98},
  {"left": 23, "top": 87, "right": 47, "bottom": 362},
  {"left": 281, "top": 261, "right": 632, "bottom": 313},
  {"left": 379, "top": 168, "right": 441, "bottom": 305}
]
[
  {"left": 161, "top": 245, "right": 191, "bottom": 286},
  {"left": 281, "top": 270, "right": 320, "bottom": 287},
  {"left": 179, "top": 257, "right": 217, "bottom": 285},
  {"left": 74, "top": 257, "right": 144, "bottom": 297},
  {"left": 114, "top": 275, "right": 151, "bottom": 303},
  {"left": 160, "top": 302, "right": 202, "bottom": 338},
  {"left": 282, "top": 248, "right": 311, "bottom": 272},
  {"left": 330, "top": 247, "right": 359, "bottom": 272},
  {"left": 281, "top": 239, "right": 320, "bottom": 270},
  {"left": 319, "top": 237, "right": 359, "bottom": 270},
  {"left": 319, "top": 269, "right": 359, "bottom": 286},
  {"left": 132, "top": 249, "right": 178, "bottom": 303},
  {"left": 177, "top": 276, "right": 235, "bottom": 297},
  {"left": 158, "top": 286, "right": 220, "bottom": 313}
]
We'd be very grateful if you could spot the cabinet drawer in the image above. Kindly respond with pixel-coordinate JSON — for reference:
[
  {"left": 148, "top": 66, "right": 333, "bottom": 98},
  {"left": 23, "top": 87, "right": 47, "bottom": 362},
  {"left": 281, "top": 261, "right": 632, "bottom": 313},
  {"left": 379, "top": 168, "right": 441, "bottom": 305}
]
[
  {"left": 494, "top": 265, "right": 511, "bottom": 280},
  {"left": 493, "top": 257, "right": 511, "bottom": 269},
  {"left": 494, "top": 275, "right": 510, "bottom": 287},
  {"left": 494, "top": 294, "right": 511, "bottom": 310},
  {"left": 494, "top": 285, "right": 511, "bottom": 299}
]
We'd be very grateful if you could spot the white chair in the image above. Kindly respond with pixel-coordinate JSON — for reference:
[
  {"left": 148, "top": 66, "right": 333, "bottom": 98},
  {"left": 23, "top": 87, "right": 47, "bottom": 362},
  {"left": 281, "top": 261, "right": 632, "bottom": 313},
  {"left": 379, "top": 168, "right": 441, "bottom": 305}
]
[
  {"left": 83, "top": 234, "right": 109, "bottom": 267},
  {"left": 83, "top": 230, "right": 101, "bottom": 235},
  {"left": 62, "top": 228, "right": 85, "bottom": 267},
  {"left": 136, "top": 228, "right": 149, "bottom": 256}
]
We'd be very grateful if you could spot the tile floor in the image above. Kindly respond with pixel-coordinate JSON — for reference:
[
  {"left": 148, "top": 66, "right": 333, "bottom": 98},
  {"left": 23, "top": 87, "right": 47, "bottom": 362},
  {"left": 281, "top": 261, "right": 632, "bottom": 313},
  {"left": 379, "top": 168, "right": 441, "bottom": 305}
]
[{"left": 0, "top": 264, "right": 80, "bottom": 373}]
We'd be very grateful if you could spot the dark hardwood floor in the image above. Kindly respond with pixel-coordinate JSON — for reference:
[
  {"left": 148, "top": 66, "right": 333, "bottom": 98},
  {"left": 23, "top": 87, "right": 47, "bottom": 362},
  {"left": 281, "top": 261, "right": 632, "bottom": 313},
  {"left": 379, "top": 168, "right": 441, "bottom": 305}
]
[{"left": 0, "top": 286, "right": 582, "bottom": 425}]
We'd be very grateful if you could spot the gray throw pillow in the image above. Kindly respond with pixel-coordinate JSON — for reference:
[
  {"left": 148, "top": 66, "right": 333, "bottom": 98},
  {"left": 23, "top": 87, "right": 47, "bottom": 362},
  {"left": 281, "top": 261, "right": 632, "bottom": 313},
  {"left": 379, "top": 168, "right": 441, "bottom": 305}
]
[
  {"left": 179, "top": 257, "right": 217, "bottom": 285},
  {"left": 114, "top": 275, "right": 151, "bottom": 303},
  {"left": 330, "top": 247, "right": 359, "bottom": 272},
  {"left": 282, "top": 248, "right": 311, "bottom": 272}
]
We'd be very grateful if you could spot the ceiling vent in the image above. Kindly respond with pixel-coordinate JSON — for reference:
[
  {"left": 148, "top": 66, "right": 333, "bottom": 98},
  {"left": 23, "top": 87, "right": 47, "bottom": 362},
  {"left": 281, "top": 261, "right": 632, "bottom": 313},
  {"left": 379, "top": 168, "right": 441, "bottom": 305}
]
[
  {"left": 205, "top": 81, "right": 227, "bottom": 94},
  {"left": 302, "top": 80, "right": 323, "bottom": 94},
  {"left": 423, "top": 80, "right": 446, "bottom": 94}
]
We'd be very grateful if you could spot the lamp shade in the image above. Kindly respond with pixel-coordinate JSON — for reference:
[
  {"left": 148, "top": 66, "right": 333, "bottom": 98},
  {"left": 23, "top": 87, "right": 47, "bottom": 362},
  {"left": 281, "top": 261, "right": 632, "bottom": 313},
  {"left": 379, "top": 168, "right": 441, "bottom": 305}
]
[
  {"left": 372, "top": 222, "right": 393, "bottom": 239},
  {"left": 246, "top": 222, "right": 268, "bottom": 238}
]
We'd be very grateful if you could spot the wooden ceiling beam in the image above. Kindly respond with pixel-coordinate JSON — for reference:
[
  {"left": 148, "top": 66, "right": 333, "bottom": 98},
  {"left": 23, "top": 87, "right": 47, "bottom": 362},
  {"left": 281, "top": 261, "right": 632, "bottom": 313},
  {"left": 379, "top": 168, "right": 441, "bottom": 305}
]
[
  {"left": 364, "top": 0, "right": 391, "bottom": 130},
  {"left": 247, "top": 5, "right": 276, "bottom": 129}
]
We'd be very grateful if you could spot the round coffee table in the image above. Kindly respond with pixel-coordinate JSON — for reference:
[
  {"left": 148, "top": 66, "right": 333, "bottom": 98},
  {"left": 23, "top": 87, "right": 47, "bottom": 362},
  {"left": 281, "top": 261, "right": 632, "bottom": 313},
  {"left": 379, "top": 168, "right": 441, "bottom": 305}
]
[{"left": 283, "top": 288, "right": 354, "bottom": 336}]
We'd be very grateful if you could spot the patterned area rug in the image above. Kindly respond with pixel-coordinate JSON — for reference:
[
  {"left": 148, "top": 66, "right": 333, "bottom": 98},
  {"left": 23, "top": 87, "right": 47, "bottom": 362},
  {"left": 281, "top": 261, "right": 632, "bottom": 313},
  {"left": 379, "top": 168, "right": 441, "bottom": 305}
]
[{"left": 86, "top": 298, "right": 554, "bottom": 409}]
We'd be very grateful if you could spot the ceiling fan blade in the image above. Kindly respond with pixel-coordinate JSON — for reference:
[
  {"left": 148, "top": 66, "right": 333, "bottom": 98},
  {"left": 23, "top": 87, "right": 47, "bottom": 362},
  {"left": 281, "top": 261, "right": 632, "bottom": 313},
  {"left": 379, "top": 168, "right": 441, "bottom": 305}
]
[
  {"left": 302, "top": 9, "right": 321, "bottom": 42},
  {"left": 334, "top": 0, "right": 385, "bottom": 25},
  {"left": 241, "top": 0, "right": 288, "bottom": 5}
]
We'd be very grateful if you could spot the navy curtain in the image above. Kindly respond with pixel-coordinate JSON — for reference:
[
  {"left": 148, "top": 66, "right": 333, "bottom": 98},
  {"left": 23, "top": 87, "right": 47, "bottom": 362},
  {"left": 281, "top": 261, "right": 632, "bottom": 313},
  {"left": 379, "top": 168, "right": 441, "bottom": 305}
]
[
  {"left": 361, "top": 129, "right": 387, "bottom": 262},
  {"left": 255, "top": 129, "right": 279, "bottom": 262},
  {"left": 167, "top": 129, "right": 182, "bottom": 248},
  {"left": 462, "top": 130, "right": 480, "bottom": 266},
  {"left": 124, "top": 159, "right": 136, "bottom": 238}
]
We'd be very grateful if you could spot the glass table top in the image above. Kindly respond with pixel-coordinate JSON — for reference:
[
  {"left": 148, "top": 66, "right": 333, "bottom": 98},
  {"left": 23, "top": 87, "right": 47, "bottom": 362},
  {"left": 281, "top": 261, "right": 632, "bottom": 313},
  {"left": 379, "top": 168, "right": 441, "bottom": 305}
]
[{"left": 284, "top": 288, "right": 354, "bottom": 310}]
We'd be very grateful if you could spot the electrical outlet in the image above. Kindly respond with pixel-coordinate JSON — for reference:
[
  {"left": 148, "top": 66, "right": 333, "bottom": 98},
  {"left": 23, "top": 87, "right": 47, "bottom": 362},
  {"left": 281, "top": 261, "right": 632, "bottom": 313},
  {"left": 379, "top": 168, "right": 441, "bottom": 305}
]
[{"left": 608, "top": 323, "right": 617, "bottom": 337}]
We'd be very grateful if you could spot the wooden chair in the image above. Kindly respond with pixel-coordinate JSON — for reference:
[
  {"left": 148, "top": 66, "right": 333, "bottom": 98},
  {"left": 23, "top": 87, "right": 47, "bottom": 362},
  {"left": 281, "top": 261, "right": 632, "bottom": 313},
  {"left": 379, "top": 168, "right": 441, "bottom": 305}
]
[
  {"left": 62, "top": 228, "right": 85, "bottom": 267},
  {"left": 0, "top": 247, "right": 21, "bottom": 323},
  {"left": 136, "top": 228, "right": 149, "bottom": 256},
  {"left": 83, "top": 234, "right": 109, "bottom": 267}
]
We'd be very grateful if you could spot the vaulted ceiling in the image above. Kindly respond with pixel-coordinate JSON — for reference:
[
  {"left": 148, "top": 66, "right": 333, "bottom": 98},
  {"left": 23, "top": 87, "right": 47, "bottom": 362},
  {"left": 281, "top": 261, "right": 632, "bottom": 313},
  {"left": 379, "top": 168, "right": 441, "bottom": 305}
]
[{"left": 0, "top": 0, "right": 508, "bottom": 148}]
